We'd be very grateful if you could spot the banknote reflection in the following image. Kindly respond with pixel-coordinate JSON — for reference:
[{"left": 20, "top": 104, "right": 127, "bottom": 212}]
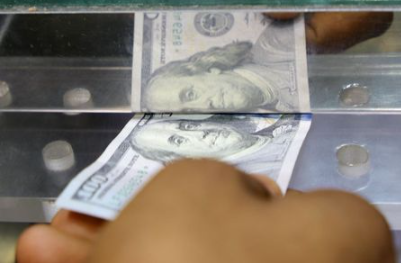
[{"left": 143, "top": 22, "right": 299, "bottom": 112}]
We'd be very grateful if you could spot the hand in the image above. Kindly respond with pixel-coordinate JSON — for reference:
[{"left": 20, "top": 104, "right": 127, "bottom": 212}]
[
  {"left": 17, "top": 209, "right": 106, "bottom": 263},
  {"left": 268, "top": 12, "right": 393, "bottom": 53},
  {"left": 17, "top": 159, "right": 395, "bottom": 263}
]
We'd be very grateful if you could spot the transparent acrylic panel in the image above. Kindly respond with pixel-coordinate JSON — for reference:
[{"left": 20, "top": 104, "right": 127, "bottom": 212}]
[
  {"left": 0, "top": 113, "right": 132, "bottom": 198},
  {"left": 290, "top": 113, "right": 401, "bottom": 229},
  {"left": 309, "top": 54, "right": 401, "bottom": 111},
  {"left": 2, "top": 0, "right": 401, "bottom": 10},
  {"left": 0, "top": 12, "right": 400, "bottom": 112},
  {"left": 0, "top": 14, "right": 133, "bottom": 113},
  {"left": 1, "top": 11, "right": 401, "bottom": 226}
]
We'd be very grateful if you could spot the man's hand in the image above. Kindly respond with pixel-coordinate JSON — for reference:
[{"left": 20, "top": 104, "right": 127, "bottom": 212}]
[
  {"left": 17, "top": 210, "right": 105, "bottom": 263},
  {"left": 268, "top": 12, "right": 393, "bottom": 53},
  {"left": 17, "top": 159, "right": 395, "bottom": 263}
]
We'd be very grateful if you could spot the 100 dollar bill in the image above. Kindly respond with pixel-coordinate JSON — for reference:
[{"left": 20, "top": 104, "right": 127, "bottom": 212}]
[
  {"left": 132, "top": 11, "right": 309, "bottom": 113},
  {"left": 57, "top": 114, "right": 311, "bottom": 220}
]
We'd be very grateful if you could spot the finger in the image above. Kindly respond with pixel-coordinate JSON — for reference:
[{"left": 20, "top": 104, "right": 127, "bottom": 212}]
[
  {"left": 51, "top": 210, "right": 106, "bottom": 241},
  {"left": 17, "top": 224, "right": 91, "bottom": 263},
  {"left": 89, "top": 159, "right": 395, "bottom": 263},
  {"left": 285, "top": 189, "right": 303, "bottom": 197},
  {"left": 249, "top": 174, "right": 283, "bottom": 197},
  {"left": 87, "top": 159, "right": 281, "bottom": 263},
  {"left": 132, "top": 159, "right": 280, "bottom": 205},
  {"left": 306, "top": 12, "right": 393, "bottom": 53},
  {"left": 282, "top": 190, "right": 395, "bottom": 263},
  {"left": 263, "top": 13, "right": 299, "bottom": 20}
]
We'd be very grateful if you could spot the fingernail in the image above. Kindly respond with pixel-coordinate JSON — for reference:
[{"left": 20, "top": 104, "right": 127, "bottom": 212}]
[{"left": 250, "top": 174, "right": 283, "bottom": 198}]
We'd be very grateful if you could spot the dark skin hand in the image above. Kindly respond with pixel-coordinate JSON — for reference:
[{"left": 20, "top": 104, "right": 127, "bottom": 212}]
[
  {"left": 268, "top": 12, "right": 393, "bottom": 53},
  {"left": 17, "top": 12, "right": 395, "bottom": 263},
  {"left": 18, "top": 159, "right": 395, "bottom": 263}
]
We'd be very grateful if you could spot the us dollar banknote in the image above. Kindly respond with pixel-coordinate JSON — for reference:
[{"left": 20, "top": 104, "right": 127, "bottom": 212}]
[
  {"left": 57, "top": 114, "right": 311, "bottom": 220},
  {"left": 132, "top": 11, "right": 309, "bottom": 113}
]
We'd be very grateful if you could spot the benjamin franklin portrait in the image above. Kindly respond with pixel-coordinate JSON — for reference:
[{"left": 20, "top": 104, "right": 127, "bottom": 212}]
[
  {"left": 142, "top": 19, "right": 300, "bottom": 113},
  {"left": 129, "top": 114, "right": 301, "bottom": 179}
]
